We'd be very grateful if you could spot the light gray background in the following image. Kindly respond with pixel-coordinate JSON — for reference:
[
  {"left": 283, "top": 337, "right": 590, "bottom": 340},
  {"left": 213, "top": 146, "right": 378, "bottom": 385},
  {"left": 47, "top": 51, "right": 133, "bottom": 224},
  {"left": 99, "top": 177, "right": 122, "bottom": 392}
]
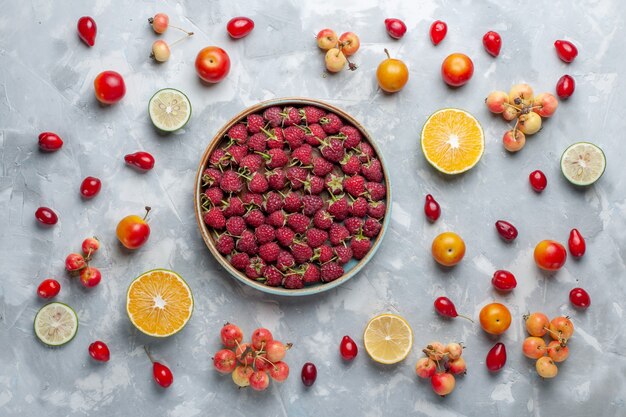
[{"left": 1, "top": 0, "right": 625, "bottom": 416}]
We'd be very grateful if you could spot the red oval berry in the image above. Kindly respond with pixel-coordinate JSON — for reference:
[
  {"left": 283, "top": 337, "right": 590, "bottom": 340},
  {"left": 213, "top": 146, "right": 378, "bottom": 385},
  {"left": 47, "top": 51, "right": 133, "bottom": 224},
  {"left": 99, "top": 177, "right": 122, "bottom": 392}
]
[
  {"left": 80, "top": 176, "right": 102, "bottom": 199},
  {"left": 301, "top": 362, "right": 317, "bottom": 387},
  {"left": 37, "top": 279, "right": 61, "bottom": 299},
  {"left": 495, "top": 220, "right": 517, "bottom": 241},
  {"left": 35, "top": 207, "right": 58, "bottom": 225},
  {"left": 569, "top": 287, "right": 590, "bottom": 309},
  {"left": 554, "top": 40, "right": 578, "bottom": 63},
  {"left": 38, "top": 132, "right": 63, "bottom": 152},
  {"left": 529, "top": 170, "right": 547, "bottom": 192},
  {"left": 556, "top": 75, "right": 575, "bottom": 99},
  {"left": 153, "top": 362, "right": 174, "bottom": 387},
  {"left": 491, "top": 270, "right": 517, "bottom": 292},
  {"left": 486, "top": 342, "right": 506, "bottom": 372},
  {"left": 424, "top": 194, "right": 441, "bottom": 222},
  {"left": 125, "top": 152, "right": 155, "bottom": 171},
  {"left": 429, "top": 20, "right": 447, "bottom": 45},
  {"left": 384, "top": 18, "right": 407, "bottom": 39},
  {"left": 77, "top": 16, "right": 97, "bottom": 47},
  {"left": 568, "top": 228, "right": 586, "bottom": 258},
  {"left": 340, "top": 335, "right": 358, "bottom": 360},
  {"left": 89, "top": 341, "right": 110, "bottom": 362},
  {"left": 482, "top": 31, "right": 502, "bottom": 57},
  {"left": 434, "top": 296, "right": 458, "bottom": 318},
  {"left": 227, "top": 17, "right": 254, "bottom": 39}
]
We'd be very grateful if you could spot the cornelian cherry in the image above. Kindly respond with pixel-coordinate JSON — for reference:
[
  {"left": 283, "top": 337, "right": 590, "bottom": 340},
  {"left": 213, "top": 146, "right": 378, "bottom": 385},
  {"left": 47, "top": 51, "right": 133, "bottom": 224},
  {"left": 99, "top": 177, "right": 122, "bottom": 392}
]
[
  {"left": 569, "top": 287, "right": 590, "bottom": 309},
  {"left": 37, "top": 279, "right": 61, "bottom": 299},
  {"left": 301, "top": 362, "right": 317, "bottom": 386},
  {"left": 125, "top": 152, "right": 155, "bottom": 171},
  {"left": 482, "top": 31, "right": 502, "bottom": 57},
  {"left": 424, "top": 194, "right": 441, "bottom": 222},
  {"left": 529, "top": 170, "right": 547, "bottom": 192},
  {"left": 94, "top": 71, "right": 126, "bottom": 104},
  {"left": 495, "top": 220, "right": 517, "bottom": 241},
  {"left": 80, "top": 176, "right": 101, "bottom": 199},
  {"left": 38, "top": 132, "right": 63, "bottom": 151},
  {"left": 486, "top": 342, "right": 506, "bottom": 372},
  {"left": 429, "top": 20, "right": 447, "bottom": 45},
  {"left": 434, "top": 297, "right": 473, "bottom": 322},
  {"left": 339, "top": 335, "right": 358, "bottom": 360},
  {"left": 77, "top": 16, "right": 97, "bottom": 47},
  {"left": 35, "top": 207, "right": 58, "bottom": 225},
  {"left": 226, "top": 17, "right": 254, "bottom": 39},
  {"left": 568, "top": 228, "right": 586, "bottom": 258},
  {"left": 384, "top": 18, "right": 407, "bottom": 39},
  {"left": 89, "top": 341, "right": 110, "bottom": 362},
  {"left": 145, "top": 346, "right": 173, "bottom": 388},
  {"left": 556, "top": 75, "right": 575, "bottom": 99},
  {"left": 491, "top": 270, "right": 517, "bottom": 292},
  {"left": 554, "top": 40, "right": 578, "bottom": 63}
]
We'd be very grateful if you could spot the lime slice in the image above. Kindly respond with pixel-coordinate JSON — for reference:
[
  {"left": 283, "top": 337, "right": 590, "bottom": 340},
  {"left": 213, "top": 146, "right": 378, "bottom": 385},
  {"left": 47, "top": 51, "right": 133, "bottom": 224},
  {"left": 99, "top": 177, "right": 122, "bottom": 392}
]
[
  {"left": 560, "top": 142, "right": 606, "bottom": 186},
  {"left": 34, "top": 302, "right": 78, "bottom": 346},
  {"left": 149, "top": 88, "right": 191, "bottom": 132}
]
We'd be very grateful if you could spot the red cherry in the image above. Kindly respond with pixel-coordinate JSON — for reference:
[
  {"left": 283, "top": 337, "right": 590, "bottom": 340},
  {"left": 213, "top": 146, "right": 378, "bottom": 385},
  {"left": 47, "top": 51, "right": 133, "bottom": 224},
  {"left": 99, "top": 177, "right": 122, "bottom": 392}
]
[
  {"left": 568, "top": 228, "right": 586, "bottom": 258},
  {"left": 424, "top": 194, "right": 441, "bottom": 222},
  {"left": 556, "top": 75, "right": 575, "bottom": 99},
  {"left": 35, "top": 207, "right": 58, "bottom": 225},
  {"left": 482, "top": 31, "right": 502, "bottom": 57},
  {"left": 486, "top": 342, "right": 507, "bottom": 372},
  {"left": 434, "top": 296, "right": 472, "bottom": 321},
  {"left": 429, "top": 20, "right": 447, "bottom": 45},
  {"left": 384, "top": 18, "right": 407, "bottom": 39},
  {"left": 94, "top": 71, "right": 126, "bottom": 104},
  {"left": 339, "top": 335, "right": 358, "bottom": 360},
  {"left": 491, "top": 270, "right": 517, "bottom": 292},
  {"left": 301, "top": 362, "right": 317, "bottom": 387},
  {"left": 80, "top": 176, "right": 102, "bottom": 199},
  {"left": 125, "top": 152, "right": 155, "bottom": 171},
  {"left": 77, "top": 16, "right": 97, "bottom": 47},
  {"left": 37, "top": 279, "right": 61, "bottom": 299},
  {"left": 38, "top": 132, "right": 63, "bottom": 152},
  {"left": 226, "top": 17, "right": 254, "bottom": 39},
  {"left": 529, "top": 170, "right": 547, "bottom": 192},
  {"left": 554, "top": 40, "right": 578, "bottom": 63},
  {"left": 89, "top": 341, "right": 110, "bottom": 362},
  {"left": 65, "top": 253, "right": 86, "bottom": 271},
  {"left": 145, "top": 347, "right": 173, "bottom": 388},
  {"left": 569, "top": 287, "right": 591, "bottom": 309},
  {"left": 495, "top": 220, "right": 518, "bottom": 242},
  {"left": 80, "top": 266, "right": 102, "bottom": 288}
]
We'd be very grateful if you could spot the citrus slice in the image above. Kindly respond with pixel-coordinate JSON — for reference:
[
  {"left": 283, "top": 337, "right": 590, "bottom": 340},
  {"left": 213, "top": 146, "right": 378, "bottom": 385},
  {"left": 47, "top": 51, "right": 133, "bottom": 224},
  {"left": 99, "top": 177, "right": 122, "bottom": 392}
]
[
  {"left": 421, "top": 108, "right": 484, "bottom": 174},
  {"left": 126, "top": 269, "right": 194, "bottom": 337},
  {"left": 149, "top": 88, "right": 191, "bottom": 132},
  {"left": 560, "top": 142, "right": 606, "bottom": 186},
  {"left": 363, "top": 313, "right": 413, "bottom": 364},
  {"left": 34, "top": 302, "right": 78, "bottom": 346}
]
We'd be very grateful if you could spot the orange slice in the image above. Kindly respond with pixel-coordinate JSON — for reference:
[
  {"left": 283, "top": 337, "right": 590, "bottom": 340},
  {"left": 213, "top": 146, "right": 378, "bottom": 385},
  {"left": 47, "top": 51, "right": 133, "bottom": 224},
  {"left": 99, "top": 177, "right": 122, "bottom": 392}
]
[
  {"left": 421, "top": 108, "right": 484, "bottom": 174},
  {"left": 126, "top": 269, "right": 193, "bottom": 337}
]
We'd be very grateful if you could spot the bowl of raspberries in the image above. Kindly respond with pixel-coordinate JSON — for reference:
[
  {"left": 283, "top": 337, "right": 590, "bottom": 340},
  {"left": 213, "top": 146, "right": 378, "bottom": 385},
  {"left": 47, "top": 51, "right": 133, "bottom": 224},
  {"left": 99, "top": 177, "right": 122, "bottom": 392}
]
[{"left": 194, "top": 98, "right": 390, "bottom": 295}]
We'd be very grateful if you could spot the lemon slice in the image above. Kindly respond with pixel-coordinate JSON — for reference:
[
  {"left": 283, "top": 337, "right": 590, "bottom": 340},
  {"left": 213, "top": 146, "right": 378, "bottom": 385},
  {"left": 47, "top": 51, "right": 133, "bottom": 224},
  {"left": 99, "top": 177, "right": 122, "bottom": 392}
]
[
  {"left": 421, "top": 108, "right": 484, "bottom": 174},
  {"left": 34, "top": 302, "right": 78, "bottom": 346},
  {"left": 149, "top": 88, "right": 192, "bottom": 132},
  {"left": 560, "top": 142, "right": 606, "bottom": 186},
  {"left": 363, "top": 313, "right": 413, "bottom": 364},
  {"left": 126, "top": 269, "right": 194, "bottom": 337}
]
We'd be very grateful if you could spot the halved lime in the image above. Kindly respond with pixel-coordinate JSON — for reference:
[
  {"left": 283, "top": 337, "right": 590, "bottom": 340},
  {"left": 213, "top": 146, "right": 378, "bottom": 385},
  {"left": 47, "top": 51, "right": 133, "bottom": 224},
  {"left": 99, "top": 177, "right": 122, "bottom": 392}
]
[
  {"left": 560, "top": 142, "right": 606, "bottom": 186},
  {"left": 34, "top": 302, "right": 78, "bottom": 346},
  {"left": 149, "top": 88, "right": 191, "bottom": 132}
]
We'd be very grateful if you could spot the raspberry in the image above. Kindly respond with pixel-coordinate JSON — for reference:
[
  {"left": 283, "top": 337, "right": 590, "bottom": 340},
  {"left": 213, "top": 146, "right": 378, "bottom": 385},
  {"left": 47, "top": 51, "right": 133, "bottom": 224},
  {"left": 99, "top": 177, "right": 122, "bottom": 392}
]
[
  {"left": 291, "top": 241, "right": 313, "bottom": 264},
  {"left": 343, "top": 175, "right": 366, "bottom": 197},
  {"left": 328, "top": 196, "right": 349, "bottom": 221},
  {"left": 264, "top": 148, "right": 289, "bottom": 169},
  {"left": 263, "top": 106, "right": 282, "bottom": 127},
  {"left": 239, "top": 154, "right": 264, "bottom": 173},
  {"left": 283, "top": 126, "right": 305, "bottom": 150},
  {"left": 303, "top": 175, "right": 325, "bottom": 195},
  {"left": 266, "top": 169, "right": 287, "bottom": 190},
  {"left": 301, "top": 263, "right": 321, "bottom": 284},
  {"left": 325, "top": 172, "right": 344, "bottom": 195},
  {"left": 244, "top": 209, "right": 265, "bottom": 228},
  {"left": 329, "top": 223, "right": 350, "bottom": 245},
  {"left": 216, "top": 234, "right": 235, "bottom": 255},
  {"left": 340, "top": 153, "right": 361, "bottom": 175},
  {"left": 320, "top": 137, "right": 345, "bottom": 162},
  {"left": 236, "top": 230, "right": 258, "bottom": 255},
  {"left": 305, "top": 228, "right": 328, "bottom": 248},
  {"left": 361, "top": 158, "right": 383, "bottom": 182},
  {"left": 276, "top": 226, "right": 295, "bottom": 247},
  {"left": 300, "top": 106, "right": 326, "bottom": 124},
  {"left": 349, "top": 196, "right": 368, "bottom": 218},
  {"left": 226, "top": 216, "right": 246, "bottom": 236},
  {"left": 351, "top": 235, "right": 372, "bottom": 260},
  {"left": 320, "top": 113, "right": 343, "bottom": 134},
  {"left": 286, "top": 166, "right": 308, "bottom": 190},
  {"left": 283, "top": 273, "right": 304, "bottom": 289},
  {"left": 266, "top": 210, "right": 287, "bottom": 228},
  {"left": 333, "top": 245, "right": 353, "bottom": 264},
  {"left": 247, "top": 114, "right": 265, "bottom": 134},
  {"left": 291, "top": 143, "right": 313, "bottom": 165},
  {"left": 365, "top": 182, "right": 386, "bottom": 201},
  {"left": 356, "top": 141, "right": 374, "bottom": 162},
  {"left": 245, "top": 257, "right": 266, "bottom": 279},
  {"left": 203, "top": 207, "right": 226, "bottom": 229},
  {"left": 314, "top": 245, "right": 334, "bottom": 263},
  {"left": 363, "top": 217, "right": 381, "bottom": 238},
  {"left": 302, "top": 195, "right": 324, "bottom": 216},
  {"left": 227, "top": 123, "right": 248, "bottom": 144},
  {"left": 263, "top": 265, "right": 283, "bottom": 287},
  {"left": 241, "top": 191, "right": 263, "bottom": 207},
  {"left": 281, "top": 106, "right": 301, "bottom": 126},
  {"left": 276, "top": 250, "right": 295, "bottom": 271},
  {"left": 265, "top": 127, "right": 285, "bottom": 149},
  {"left": 220, "top": 170, "right": 243, "bottom": 193},
  {"left": 344, "top": 217, "right": 364, "bottom": 235},
  {"left": 230, "top": 252, "right": 250, "bottom": 271},
  {"left": 247, "top": 133, "right": 267, "bottom": 152},
  {"left": 283, "top": 192, "right": 302, "bottom": 213},
  {"left": 304, "top": 124, "right": 327, "bottom": 146},
  {"left": 312, "top": 156, "right": 334, "bottom": 176},
  {"left": 204, "top": 187, "right": 224, "bottom": 206},
  {"left": 258, "top": 242, "right": 281, "bottom": 263},
  {"left": 287, "top": 213, "right": 310, "bottom": 234},
  {"left": 339, "top": 125, "right": 362, "bottom": 149},
  {"left": 367, "top": 200, "right": 386, "bottom": 219},
  {"left": 202, "top": 168, "right": 222, "bottom": 187},
  {"left": 247, "top": 172, "right": 269, "bottom": 193},
  {"left": 255, "top": 224, "right": 276, "bottom": 244},
  {"left": 222, "top": 196, "right": 245, "bottom": 217},
  {"left": 313, "top": 210, "right": 334, "bottom": 230},
  {"left": 210, "top": 148, "right": 230, "bottom": 168},
  {"left": 263, "top": 191, "right": 284, "bottom": 214},
  {"left": 321, "top": 262, "right": 344, "bottom": 282},
  {"left": 227, "top": 144, "right": 248, "bottom": 165}
]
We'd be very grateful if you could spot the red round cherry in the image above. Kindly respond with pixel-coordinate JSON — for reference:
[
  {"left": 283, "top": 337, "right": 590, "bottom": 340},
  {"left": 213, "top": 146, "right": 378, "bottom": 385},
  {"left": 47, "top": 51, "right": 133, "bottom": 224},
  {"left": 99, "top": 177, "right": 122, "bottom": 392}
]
[
  {"left": 301, "top": 362, "right": 317, "bottom": 387},
  {"left": 495, "top": 220, "right": 518, "bottom": 242},
  {"left": 38, "top": 132, "right": 63, "bottom": 152},
  {"left": 491, "top": 270, "right": 517, "bottom": 292},
  {"left": 556, "top": 75, "right": 575, "bottom": 99},
  {"left": 89, "top": 341, "right": 110, "bottom": 362},
  {"left": 339, "top": 335, "right": 358, "bottom": 360},
  {"left": 94, "top": 71, "right": 126, "bottom": 104},
  {"left": 226, "top": 17, "right": 254, "bottom": 39},
  {"left": 434, "top": 296, "right": 472, "bottom": 321},
  {"left": 80, "top": 176, "right": 102, "bottom": 199},
  {"left": 486, "top": 342, "right": 507, "bottom": 372},
  {"left": 35, "top": 207, "right": 58, "bottom": 225},
  {"left": 125, "top": 152, "right": 155, "bottom": 171},
  {"left": 424, "top": 194, "right": 441, "bottom": 222},
  {"left": 569, "top": 287, "right": 590, "bottom": 309},
  {"left": 482, "top": 31, "right": 502, "bottom": 57},
  {"left": 568, "top": 228, "right": 586, "bottom": 258},
  {"left": 554, "top": 40, "right": 578, "bottom": 63},
  {"left": 429, "top": 20, "right": 447, "bottom": 45},
  {"left": 37, "top": 279, "right": 61, "bottom": 299},
  {"left": 77, "top": 16, "right": 97, "bottom": 47},
  {"left": 384, "top": 18, "right": 407, "bottom": 39},
  {"left": 529, "top": 170, "right": 547, "bottom": 192}
]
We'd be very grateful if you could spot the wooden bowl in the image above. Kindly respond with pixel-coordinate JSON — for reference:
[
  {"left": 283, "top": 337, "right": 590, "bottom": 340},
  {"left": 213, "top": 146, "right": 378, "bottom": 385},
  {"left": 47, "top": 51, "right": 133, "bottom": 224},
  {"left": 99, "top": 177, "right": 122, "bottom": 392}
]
[{"left": 194, "top": 98, "right": 391, "bottom": 296}]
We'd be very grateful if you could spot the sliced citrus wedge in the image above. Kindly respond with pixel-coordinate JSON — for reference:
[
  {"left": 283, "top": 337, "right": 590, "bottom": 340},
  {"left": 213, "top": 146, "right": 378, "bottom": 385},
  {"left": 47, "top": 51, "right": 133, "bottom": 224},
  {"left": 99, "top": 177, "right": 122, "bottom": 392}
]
[
  {"left": 421, "top": 108, "right": 484, "bottom": 174},
  {"left": 560, "top": 142, "right": 606, "bottom": 186},
  {"left": 34, "top": 302, "right": 78, "bottom": 346},
  {"left": 363, "top": 313, "right": 413, "bottom": 364},
  {"left": 149, "top": 88, "right": 192, "bottom": 132},
  {"left": 126, "top": 269, "right": 194, "bottom": 337}
]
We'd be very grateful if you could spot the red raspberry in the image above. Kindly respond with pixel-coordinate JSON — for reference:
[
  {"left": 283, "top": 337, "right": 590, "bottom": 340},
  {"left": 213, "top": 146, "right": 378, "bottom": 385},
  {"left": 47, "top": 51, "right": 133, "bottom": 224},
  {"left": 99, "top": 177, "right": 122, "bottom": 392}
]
[
  {"left": 344, "top": 175, "right": 366, "bottom": 197},
  {"left": 320, "top": 137, "right": 345, "bottom": 162},
  {"left": 230, "top": 252, "right": 250, "bottom": 271},
  {"left": 339, "top": 125, "right": 362, "bottom": 149},
  {"left": 301, "top": 263, "right": 321, "bottom": 284},
  {"left": 276, "top": 226, "right": 295, "bottom": 247},
  {"left": 283, "top": 273, "right": 304, "bottom": 289},
  {"left": 226, "top": 216, "right": 247, "bottom": 236},
  {"left": 351, "top": 235, "right": 372, "bottom": 260},
  {"left": 266, "top": 210, "right": 287, "bottom": 228},
  {"left": 291, "top": 143, "right": 313, "bottom": 165},
  {"left": 333, "top": 245, "right": 353, "bottom": 265},
  {"left": 313, "top": 209, "right": 334, "bottom": 230},
  {"left": 227, "top": 144, "right": 248, "bottom": 165},
  {"left": 247, "top": 114, "right": 265, "bottom": 134},
  {"left": 259, "top": 242, "right": 281, "bottom": 263},
  {"left": 287, "top": 213, "right": 310, "bottom": 234},
  {"left": 276, "top": 250, "right": 295, "bottom": 271},
  {"left": 265, "top": 127, "right": 285, "bottom": 149},
  {"left": 210, "top": 148, "right": 230, "bottom": 168},
  {"left": 236, "top": 230, "right": 258, "bottom": 255},
  {"left": 255, "top": 224, "right": 276, "bottom": 244},
  {"left": 291, "top": 241, "right": 313, "bottom": 264},
  {"left": 305, "top": 228, "right": 328, "bottom": 248},
  {"left": 286, "top": 166, "right": 308, "bottom": 190},
  {"left": 361, "top": 158, "right": 383, "bottom": 182},
  {"left": 266, "top": 169, "right": 287, "bottom": 190},
  {"left": 263, "top": 265, "right": 283, "bottom": 287},
  {"left": 220, "top": 170, "right": 243, "bottom": 193},
  {"left": 303, "top": 175, "right": 325, "bottom": 195},
  {"left": 304, "top": 123, "right": 327, "bottom": 146},
  {"left": 202, "top": 168, "right": 222, "bottom": 187},
  {"left": 283, "top": 192, "right": 302, "bottom": 213},
  {"left": 356, "top": 141, "right": 374, "bottom": 162},
  {"left": 325, "top": 173, "right": 344, "bottom": 195},
  {"left": 263, "top": 148, "right": 289, "bottom": 169},
  {"left": 244, "top": 209, "right": 265, "bottom": 228},
  {"left": 363, "top": 217, "right": 381, "bottom": 238},
  {"left": 247, "top": 133, "right": 267, "bottom": 152},
  {"left": 320, "top": 113, "right": 343, "bottom": 134},
  {"left": 245, "top": 257, "right": 267, "bottom": 279},
  {"left": 203, "top": 207, "right": 226, "bottom": 229},
  {"left": 241, "top": 191, "right": 263, "bottom": 207},
  {"left": 329, "top": 223, "right": 350, "bottom": 245},
  {"left": 247, "top": 172, "right": 269, "bottom": 194},
  {"left": 263, "top": 106, "right": 282, "bottom": 127},
  {"left": 328, "top": 196, "right": 349, "bottom": 221},
  {"left": 340, "top": 153, "right": 361, "bottom": 175},
  {"left": 263, "top": 191, "right": 284, "bottom": 214},
  {"left": 216, "top": 234, "right": 235, "bottom": 255},
  {"left": 222, "top": 197, "right": 245, "bottom": 217},
  {"left": 204, "top": 187, "right": 224, "bottom": 206},
  {"left": 284, "top": 126, "right": 305, "bottom": 149},
  {"left": 227, "top": 123, "right": 248, "bottom": 144},
  {"left": 312, "top": 156, "right": 334, "bottom": 176},
  {"left": 302, "top": 195, "right": 324, "bottom": 216},
  {"left": 281, "top": 106, "right": 301, "bottom": 126},
  {"left": 314, "top": 245, "right": 334, "bottom": 263},
  {"left": 367, "top": 201, "right": 386, "bottom": 219},
  {"left": 350, "top": 197, "right": 368, "bottom": 217},
  {"left": 365, "top": 182, "right": 386, "bottom": 201},
  {"left": 321, "top": 262, "right": 344, "bottom": 282},
  {"left": 300, "top": 106, "right": 326, "bottom": 124},
  {"left": 344, "top": 217, "right": 364, "bottom": 235}
]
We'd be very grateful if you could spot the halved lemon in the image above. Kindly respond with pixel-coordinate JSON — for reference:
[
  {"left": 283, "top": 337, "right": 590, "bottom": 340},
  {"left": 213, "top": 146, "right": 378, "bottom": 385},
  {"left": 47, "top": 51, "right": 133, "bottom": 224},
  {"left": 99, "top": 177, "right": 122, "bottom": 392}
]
[
  {"left": 560, "top": 142, "right": 606, "bottom": 186},
  {"left": 421, "top": 108, "right": 484, "bottom": 174},
  {"left": 126, "top": 269, "right": 194, "bottom": 337},
  {"left": 34, "top": 302, "right": 78, "bottom": 346},
  {"left": 149, "top": 88, "right": 192, "bottom": 132},
  {"left": 363, "top": 313, "right": 413, "bottom": 364}
]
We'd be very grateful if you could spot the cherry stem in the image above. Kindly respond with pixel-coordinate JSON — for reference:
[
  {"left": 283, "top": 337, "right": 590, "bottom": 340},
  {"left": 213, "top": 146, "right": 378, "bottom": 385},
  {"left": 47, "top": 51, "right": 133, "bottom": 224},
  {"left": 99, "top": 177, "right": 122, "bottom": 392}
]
[
  {"left": 456, "top": 314, "right": 474, "bottom": 323},
  {"left": 168, "top": 24, "right": 194, "bottom": 36},
  {"left": 384, "top": 48, "right": 391, "bottom": 60},
  {"left": 170, "top": 32, "right": 194, "bottom": 48},
  {"left": 143, "top": 206, "right": 152, "bottom": 221},
  {"left": 144, "top": 346, "right": 156, "bottom": 363},
  {"left": 504, "top": 102, "right": 522, "bottom": 112}
]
